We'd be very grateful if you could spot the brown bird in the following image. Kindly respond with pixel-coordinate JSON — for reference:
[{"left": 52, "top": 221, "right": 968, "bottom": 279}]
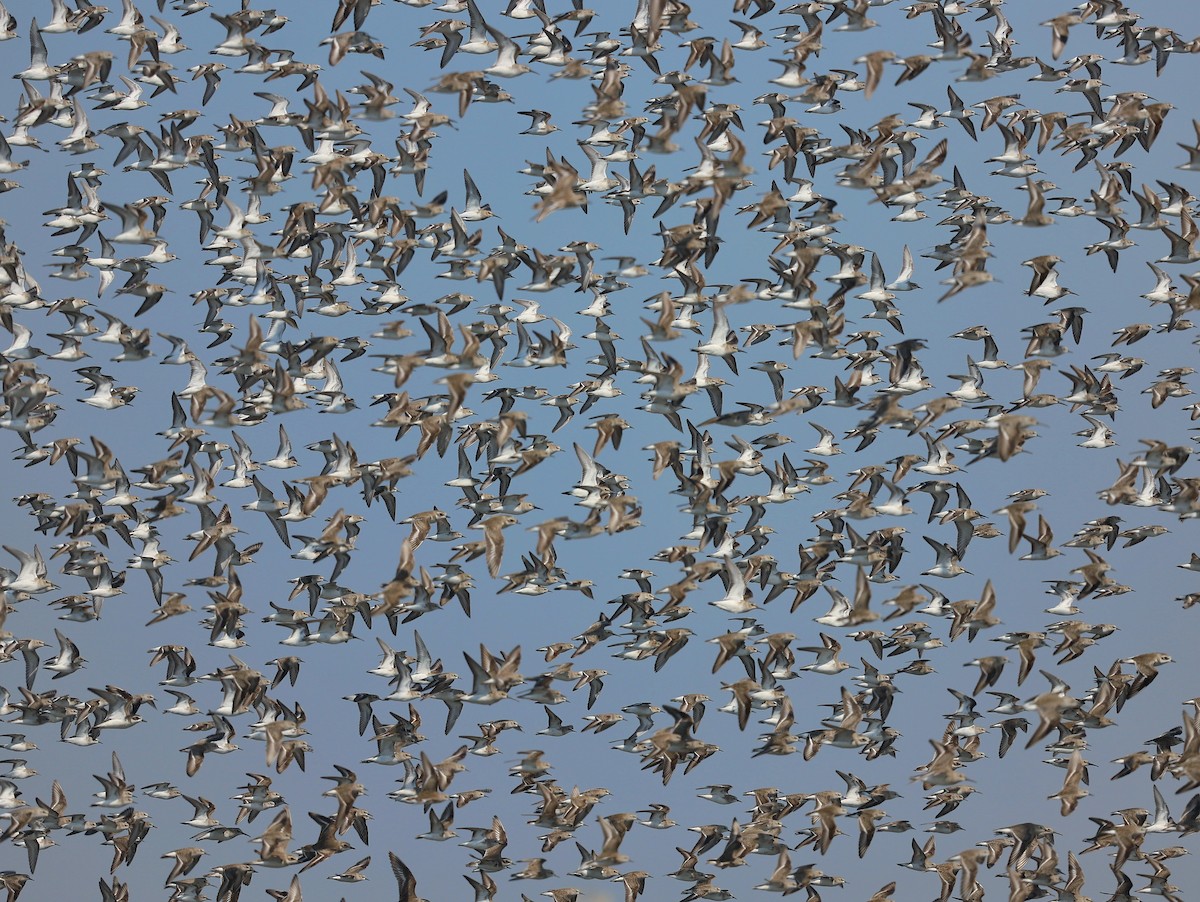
[
  {"left": 390, "top": 852, "right": 428, "bottom": 902},
  {"left": 472, "top": 514, "right": 518, "bottom": 578}
]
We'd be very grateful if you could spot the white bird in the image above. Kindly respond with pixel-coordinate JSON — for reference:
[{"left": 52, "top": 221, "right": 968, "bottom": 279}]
[{"left": 806, "top": 422, "right": 842, "bottom": 457}]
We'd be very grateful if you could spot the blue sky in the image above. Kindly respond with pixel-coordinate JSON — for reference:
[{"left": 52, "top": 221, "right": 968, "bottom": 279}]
[{"left": 2, "top": 1, "right": 1200, "bottom": 900}]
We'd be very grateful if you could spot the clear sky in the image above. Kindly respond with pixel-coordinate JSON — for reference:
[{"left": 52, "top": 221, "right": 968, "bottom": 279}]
[{"left": 2, "top": 1, "right": 1200, "bottom": 900}]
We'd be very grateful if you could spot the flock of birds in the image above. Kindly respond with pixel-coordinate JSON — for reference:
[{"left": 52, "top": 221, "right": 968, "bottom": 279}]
[{"left": 0, "top": 0, "right": 1199, "bottom": 899}]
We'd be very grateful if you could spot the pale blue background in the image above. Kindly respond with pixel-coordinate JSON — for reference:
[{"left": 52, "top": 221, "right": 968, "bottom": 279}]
[{"left": 1, "top": 1, "right": 1199, "bottom": 900}]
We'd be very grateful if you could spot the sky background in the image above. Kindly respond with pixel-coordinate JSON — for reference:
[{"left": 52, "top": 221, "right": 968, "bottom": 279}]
[{"left": 2, "top": 0, "right": 1200, "bottom": 900}]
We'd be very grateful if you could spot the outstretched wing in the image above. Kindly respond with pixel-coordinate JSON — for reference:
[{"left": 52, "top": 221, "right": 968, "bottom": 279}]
[{"left": 390, "top": 852, "right": 419, "bottom": 902}]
